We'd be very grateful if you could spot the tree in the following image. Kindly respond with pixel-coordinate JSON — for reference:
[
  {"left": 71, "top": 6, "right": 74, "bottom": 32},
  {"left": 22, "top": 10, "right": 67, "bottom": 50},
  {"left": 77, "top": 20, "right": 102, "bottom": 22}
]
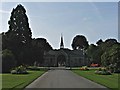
[
  {"left": 101, "top": 43, "right": 120, "bottom": 72},
  {"left": 71, "top": 35, "right": 89, "bottom": 50},
  {"left": 86, "top": 38, "right": 119, "bottom": 66},
  {"left": 35, "top": 38, "right": 52, "bottom": 51},
  {"left": 2, "top": 49, "right": 16, "bottom": 73},
  {"left": 86, "top": 44, "right": 97, "bottom": 62},
  {"left": 27, "top": 38, "right": 53, "bottom": 65},
  {"left": 3, "top": 4, "right": 32, "bottom": 65},
  {"left": 2, "top": 4, "right": 53, "bottom": 67},
  {"left": 6, "top": 4, "right": 32, "bottom": 45},
  {"left": 96, "top": 39, "right": 103, "bottom": 46},
  {"left": 86, "top": 44, "right": 101, "bottom": 64}
]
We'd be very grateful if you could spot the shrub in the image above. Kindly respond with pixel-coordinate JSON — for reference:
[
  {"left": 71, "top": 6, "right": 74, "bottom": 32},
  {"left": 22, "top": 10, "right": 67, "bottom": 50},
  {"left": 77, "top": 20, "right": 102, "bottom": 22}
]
[
  {"left": 11, "top": 70, "right": 17, "bottom": 74},
  {"left": 11, "top": 65, "right": 28, "bottom": 74},
  {"left": 108, "top": 64, "right": 120, "bottom": 73},
  {"left": 80, "top": 66, "right": 89, "bottom": 71},
  {"left": 95, "top": 68, "right": 111, "bottom": 75}
]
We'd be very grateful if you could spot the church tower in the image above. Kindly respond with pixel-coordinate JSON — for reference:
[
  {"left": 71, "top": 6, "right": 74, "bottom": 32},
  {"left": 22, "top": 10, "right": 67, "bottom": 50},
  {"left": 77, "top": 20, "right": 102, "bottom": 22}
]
[{"left": 60, "top": 33, "right": 64, "bottom": 49}]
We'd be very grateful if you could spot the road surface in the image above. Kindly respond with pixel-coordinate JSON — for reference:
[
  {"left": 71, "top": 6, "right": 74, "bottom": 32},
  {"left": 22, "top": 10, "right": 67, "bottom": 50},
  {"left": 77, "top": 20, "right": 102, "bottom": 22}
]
[{"left": 25, "top": 69, "right": 109, "bottom": 89}]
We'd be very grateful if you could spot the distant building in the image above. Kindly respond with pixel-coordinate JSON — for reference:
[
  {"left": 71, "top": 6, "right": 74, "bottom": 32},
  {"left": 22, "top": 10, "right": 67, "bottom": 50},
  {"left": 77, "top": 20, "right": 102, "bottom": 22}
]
[{"left": 44, "top": 34, "right": 89, "bottom": 67}]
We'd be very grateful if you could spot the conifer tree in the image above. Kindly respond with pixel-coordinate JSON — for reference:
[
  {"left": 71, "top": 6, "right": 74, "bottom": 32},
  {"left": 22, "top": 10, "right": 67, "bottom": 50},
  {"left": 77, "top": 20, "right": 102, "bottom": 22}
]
[
  {"left": 5, "top": 4, "right": 32, "bottom": 65},
  {"left": 7, "top": 4, "right": 32, "bottom": 46}
]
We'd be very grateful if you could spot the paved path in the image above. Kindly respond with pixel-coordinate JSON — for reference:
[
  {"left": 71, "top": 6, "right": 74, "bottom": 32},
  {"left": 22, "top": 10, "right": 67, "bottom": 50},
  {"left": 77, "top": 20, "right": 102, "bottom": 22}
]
[{"left": 25, "top": 70, "right": 109, "bottom": 89}]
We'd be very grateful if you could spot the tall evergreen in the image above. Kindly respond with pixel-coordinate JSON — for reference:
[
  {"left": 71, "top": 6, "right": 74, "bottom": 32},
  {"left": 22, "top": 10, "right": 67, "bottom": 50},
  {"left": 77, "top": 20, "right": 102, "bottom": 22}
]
[
  {"left": 7, "top": 4, "right": 32, "bottom": 45},
  {"left": 4, "top": 4, "right": 32, "bottom": 65}
]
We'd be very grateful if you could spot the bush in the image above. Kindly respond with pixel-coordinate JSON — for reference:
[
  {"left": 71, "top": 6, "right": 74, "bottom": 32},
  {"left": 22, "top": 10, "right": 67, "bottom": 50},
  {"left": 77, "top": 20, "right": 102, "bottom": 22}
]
[
  {"left": 95, "top": 68, "right": 111, "bottom": 75},
  {"left": 108, "top": 64, "right": 120, "bottom": 73},
  {"left": 11, "top": 65, "right": 28, "bottom": 74},
  {"left": 11, "top": 70, "right": 17, "bottom": 74},
  {"left": 80, "top": 66, "right": 89, "bottom": 71}
]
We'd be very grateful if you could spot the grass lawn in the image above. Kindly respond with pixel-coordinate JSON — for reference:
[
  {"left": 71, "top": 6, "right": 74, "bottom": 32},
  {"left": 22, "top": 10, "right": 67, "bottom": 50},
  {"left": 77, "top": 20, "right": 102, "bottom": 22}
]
[
  {"left": 2, "top": 70, "right": 45, "bottom": 89},
  {"left": 72, "top": 69, "right": 119, "bottom": 90}
]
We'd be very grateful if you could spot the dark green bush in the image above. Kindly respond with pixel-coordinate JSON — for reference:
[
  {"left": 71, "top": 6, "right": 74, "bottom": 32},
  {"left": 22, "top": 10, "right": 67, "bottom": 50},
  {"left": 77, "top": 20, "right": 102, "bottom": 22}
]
[
  {"left": 11, "top": 65, "right": 28, "bottom": 74},
  {"left": 95, "top": 68, "right": 111, "bottom": 75}
]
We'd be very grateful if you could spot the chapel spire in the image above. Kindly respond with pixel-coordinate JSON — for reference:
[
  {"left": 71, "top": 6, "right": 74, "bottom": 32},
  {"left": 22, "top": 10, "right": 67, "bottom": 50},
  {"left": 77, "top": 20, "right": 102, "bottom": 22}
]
[{"left": 60, "top": 33, "right": 64, "bottom": 49}]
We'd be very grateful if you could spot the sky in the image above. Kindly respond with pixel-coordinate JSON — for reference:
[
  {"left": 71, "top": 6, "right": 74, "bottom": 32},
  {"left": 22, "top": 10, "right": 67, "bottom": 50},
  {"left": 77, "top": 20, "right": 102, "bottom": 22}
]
[{"left": 0, "top": 1, "right": 119, "bottom": 49}]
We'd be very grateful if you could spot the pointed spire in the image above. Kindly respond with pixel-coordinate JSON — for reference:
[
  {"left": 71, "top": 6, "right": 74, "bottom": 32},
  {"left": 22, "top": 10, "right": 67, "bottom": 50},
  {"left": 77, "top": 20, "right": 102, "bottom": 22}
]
[{"left": 60, "top": 33, "right": 64, "bottom": 49}]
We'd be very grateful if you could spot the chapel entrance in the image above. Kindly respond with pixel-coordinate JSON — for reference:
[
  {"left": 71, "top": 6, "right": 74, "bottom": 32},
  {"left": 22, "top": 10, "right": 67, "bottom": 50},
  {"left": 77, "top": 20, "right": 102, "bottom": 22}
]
[{"left": 57, "top": 55, "right": 66, "bottom": 67}]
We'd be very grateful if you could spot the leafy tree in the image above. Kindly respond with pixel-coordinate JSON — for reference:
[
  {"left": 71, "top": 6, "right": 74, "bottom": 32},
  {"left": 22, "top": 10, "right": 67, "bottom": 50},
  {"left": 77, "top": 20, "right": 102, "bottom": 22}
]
[
  {"left": 34, "top": 38, "right": 52, "bottom": 51},
  {"left": 101, "top": 43, "right": 120, "bottom": 72},
  {"left": 96, "top": 39, "right": 103, "bottom": 46},
  {"left": 27, "top": 38, "right": 53, "bottom": 65},
  {"left": 101, "top": 39, "right": 118, "bottom": 51},
  {"left": 2, "top": 4, "right": 53, "bottom": 67},
  {"left": 2, "top": 49, "right": 16, "bottom": 73},
  {"left": 6, "top": 4, "right": 32, "bottom": 45},
  {"left": 86, "top": 44, "right": 96, "bottom": 60},
  {"left": 3, "top": 4, "right": 32, "bottom": 65},
  {"left": 86, "top": 44, "right": 101, "bottom": 64},
  {"left": 71, "top": 35, "right": 89, "bottom": 50},
  {"left": 86, "top": 38, "right": 119, "bottom": 66}
]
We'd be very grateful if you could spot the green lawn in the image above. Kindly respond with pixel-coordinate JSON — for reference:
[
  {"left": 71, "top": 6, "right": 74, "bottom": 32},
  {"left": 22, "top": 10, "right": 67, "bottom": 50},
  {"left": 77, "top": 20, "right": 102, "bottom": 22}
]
[
  {"left": 2, "top": 70, "right": 45, "bottom": 89},
  {"left": 72, "top": 69, "right": 119, "bottom": 90}
]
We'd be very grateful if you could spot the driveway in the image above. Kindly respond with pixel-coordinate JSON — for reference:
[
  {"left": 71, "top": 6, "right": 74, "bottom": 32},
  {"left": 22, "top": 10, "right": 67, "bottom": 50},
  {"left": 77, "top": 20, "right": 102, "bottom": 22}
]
[{"left": 25, "top": 69, "right": 109, "bottom": 89}]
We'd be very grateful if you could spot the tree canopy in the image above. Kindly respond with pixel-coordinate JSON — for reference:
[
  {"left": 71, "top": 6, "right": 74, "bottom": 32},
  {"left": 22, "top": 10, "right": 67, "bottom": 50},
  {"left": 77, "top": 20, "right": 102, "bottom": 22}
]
[
  {"left": 2, "top": 4, "right": 53, "bottom": 72},
  {"left": 71, "top": 35, "right": 89, "bottom": 50},
  {"left": 86, "top": 38, "right": 120, "bottom": 72}
]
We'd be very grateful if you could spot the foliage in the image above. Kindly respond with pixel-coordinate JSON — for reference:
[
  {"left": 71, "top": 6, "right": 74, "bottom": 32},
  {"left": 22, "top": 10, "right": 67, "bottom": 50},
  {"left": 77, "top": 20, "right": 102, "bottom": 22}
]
[
  {"left": 71, "top": 35, "right": 89, "bottom": 50},
  {"left": 80, "top": 66, "right": 89, "bottom": 71},
  {"left": 2, "top": 49, "right": 16, "bottom": 73},
  {"left": 2, "top": 4, "right": 53, "bottom": 66},
  {"left": 96, "top": 39, "right": 103, "bottom": 46},
  {"left": 86, "top": 38, "right": 120, "bottom": 72},
  {"left": 86, "top": 44, "right": 102, "bottom": 64},
  {"left": 95, "top": 68, "right": 111, "bottom": 75},
  {"left": 28, "top": 38, "right": 53, "bottom": 65},
  {"left": 2, "top": 4, "right": 32, "bottom": 66},
  {"left": 101, "top": 43, "right": 120, "bottom": 73},
  {"left": 11, "top": 65, "right": 28, "bottom": 74}
]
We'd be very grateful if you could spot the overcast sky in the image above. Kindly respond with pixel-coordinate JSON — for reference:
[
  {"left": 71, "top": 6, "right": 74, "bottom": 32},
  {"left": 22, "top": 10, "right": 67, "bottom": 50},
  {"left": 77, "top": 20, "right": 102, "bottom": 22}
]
[{"left": 0, "top": 1, "right": 118, "bottom": 49}]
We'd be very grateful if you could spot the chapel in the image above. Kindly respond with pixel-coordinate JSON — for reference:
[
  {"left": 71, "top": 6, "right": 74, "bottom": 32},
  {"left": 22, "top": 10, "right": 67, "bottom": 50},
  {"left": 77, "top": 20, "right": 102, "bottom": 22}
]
[{"left": 44, "top": 34, "right": 89, "bottom": 67}]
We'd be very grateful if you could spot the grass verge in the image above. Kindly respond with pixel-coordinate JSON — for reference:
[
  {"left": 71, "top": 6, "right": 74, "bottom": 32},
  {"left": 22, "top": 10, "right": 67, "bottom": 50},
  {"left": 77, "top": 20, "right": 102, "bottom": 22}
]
[
  {"left": 2, "top": 70, "right": 45, "bottom": 89},
  {"left": 72, "top": 69, "right": 119, "bottom": 90}
]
